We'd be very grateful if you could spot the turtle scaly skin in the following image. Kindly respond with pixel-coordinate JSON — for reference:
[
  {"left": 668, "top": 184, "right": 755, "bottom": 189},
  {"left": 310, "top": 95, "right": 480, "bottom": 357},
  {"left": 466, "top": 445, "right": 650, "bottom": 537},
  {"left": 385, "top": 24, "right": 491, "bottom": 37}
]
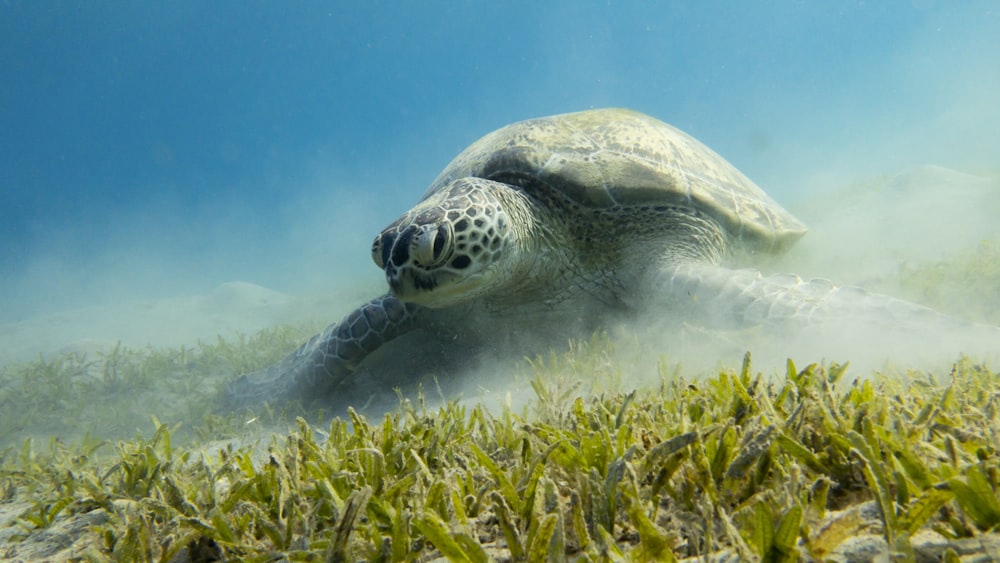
[{"left": 221, "top": 109, "right": 996, "bottom": 410}]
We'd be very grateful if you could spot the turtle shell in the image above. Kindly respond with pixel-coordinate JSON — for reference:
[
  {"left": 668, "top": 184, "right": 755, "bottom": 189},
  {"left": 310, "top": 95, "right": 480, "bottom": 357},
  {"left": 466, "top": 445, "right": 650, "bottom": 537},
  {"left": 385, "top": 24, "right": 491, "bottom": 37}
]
[{"left": 424, "top": 108, "right": 806, "bottom": 254}]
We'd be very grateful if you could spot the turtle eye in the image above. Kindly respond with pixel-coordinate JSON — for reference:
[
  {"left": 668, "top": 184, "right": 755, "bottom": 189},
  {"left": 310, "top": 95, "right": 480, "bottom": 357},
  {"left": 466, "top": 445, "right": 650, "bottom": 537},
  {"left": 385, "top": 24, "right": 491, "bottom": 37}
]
[
  {"left": 412, "top": 223, "right": 453, "bottom": 268},
  {"left": 431, "top": 224, "right": 450, "bottom": 262}
]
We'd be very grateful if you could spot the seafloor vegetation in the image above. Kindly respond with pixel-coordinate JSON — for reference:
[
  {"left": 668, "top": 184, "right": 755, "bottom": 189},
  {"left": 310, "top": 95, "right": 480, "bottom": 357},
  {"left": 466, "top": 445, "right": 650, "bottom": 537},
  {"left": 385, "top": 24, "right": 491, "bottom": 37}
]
[
  {"left": 2, "top": 335, "right": 1000, "bottom": 561},
  {"left": 1, "top": 243, "right": 998, "bottom": 561}
]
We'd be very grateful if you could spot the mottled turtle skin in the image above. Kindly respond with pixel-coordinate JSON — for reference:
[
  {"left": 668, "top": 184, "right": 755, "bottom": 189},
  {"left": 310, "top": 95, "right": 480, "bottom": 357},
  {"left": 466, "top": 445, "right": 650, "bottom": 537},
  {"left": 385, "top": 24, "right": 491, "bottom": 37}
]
[
  {"left": 220, "top": 109, "right": 969, "bottom": 410},
  {"left": 370, "top": 109, "right": 806, "bottom": 310}
]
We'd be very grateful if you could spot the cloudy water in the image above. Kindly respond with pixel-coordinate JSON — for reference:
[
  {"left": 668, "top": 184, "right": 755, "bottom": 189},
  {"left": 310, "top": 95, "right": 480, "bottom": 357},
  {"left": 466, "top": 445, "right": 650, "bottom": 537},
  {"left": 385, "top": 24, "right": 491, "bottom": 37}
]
[{"left": 1, "top": 2, "right": 998, "bottom": 418}]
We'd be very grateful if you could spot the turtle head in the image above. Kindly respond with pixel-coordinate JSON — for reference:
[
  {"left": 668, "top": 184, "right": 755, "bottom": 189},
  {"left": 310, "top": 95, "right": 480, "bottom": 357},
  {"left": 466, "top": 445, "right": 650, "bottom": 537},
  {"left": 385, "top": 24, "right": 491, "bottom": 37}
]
[{"left": 372, "top": 177, "right": 526, "bottom": 308}]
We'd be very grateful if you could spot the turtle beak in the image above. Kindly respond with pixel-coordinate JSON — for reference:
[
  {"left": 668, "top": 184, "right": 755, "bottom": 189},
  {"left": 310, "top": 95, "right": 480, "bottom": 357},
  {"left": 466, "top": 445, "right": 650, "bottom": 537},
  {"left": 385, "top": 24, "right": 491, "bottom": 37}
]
[
  {"left": 375, "top": 218, "right": 453, "bottom": 272},
  {"left": 374, "top": 225, "right": 441, "bottom": 297},
  {"left": 377, "top": 225, "right": 417, "bottom": 275},
  {"left": 371, "top": 233, "right": 391, "bottom": 269}
]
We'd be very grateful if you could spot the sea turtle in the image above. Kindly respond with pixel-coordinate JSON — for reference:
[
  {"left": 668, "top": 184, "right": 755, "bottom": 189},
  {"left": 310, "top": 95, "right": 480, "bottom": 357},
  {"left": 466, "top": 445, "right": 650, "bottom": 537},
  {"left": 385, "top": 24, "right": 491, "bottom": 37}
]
[{"left": 220, "top": 108, "right": 981, "bottom": 410}]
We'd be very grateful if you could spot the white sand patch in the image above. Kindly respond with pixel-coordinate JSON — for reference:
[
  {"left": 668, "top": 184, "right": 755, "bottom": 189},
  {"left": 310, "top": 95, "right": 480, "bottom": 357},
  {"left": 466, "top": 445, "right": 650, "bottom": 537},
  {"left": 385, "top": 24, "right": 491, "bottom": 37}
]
[
  {"left": 783, "top": 165, "right": 1000, "bottom": 287},
  {"left": 0, "top": 281, "right": 362, "bottom": 364}
]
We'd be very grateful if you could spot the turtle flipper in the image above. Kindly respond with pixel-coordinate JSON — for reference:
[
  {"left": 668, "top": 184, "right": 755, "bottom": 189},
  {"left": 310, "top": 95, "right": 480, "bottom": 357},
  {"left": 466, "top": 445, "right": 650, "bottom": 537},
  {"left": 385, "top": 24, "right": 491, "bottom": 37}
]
[
  {"left": 663, "top": 264, "right": 998, "bottom": 342},
  {"left": 220, "top": 294, "right": 422, "bottom": 410}
]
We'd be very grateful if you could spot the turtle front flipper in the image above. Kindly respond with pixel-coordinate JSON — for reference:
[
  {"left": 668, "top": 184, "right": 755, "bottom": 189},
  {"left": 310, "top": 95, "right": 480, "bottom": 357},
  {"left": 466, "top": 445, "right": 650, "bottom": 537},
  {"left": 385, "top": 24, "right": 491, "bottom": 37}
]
[
  {"left": 661, "top": 264, "right": 999, "bottom": 355},
  {"left": 220, "top": 294, "right": 423, "bottom": 411}
]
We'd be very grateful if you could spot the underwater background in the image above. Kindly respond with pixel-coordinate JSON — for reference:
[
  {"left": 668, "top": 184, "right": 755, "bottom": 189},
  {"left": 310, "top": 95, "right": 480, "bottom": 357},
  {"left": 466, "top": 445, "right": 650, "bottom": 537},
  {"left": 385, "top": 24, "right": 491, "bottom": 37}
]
[
  {"left": 1, "top": 0, "right": 999, "bottom": 325},
  {"left": 4, "top": 5, "right": 1000, "bottom": 558}
]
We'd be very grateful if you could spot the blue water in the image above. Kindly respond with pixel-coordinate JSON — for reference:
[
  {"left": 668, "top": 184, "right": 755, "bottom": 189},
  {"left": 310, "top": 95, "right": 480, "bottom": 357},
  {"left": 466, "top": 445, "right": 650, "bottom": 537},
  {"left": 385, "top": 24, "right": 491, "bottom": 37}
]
[{"left": 1, "top": 1, "right": 998, "bottom": 322}]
